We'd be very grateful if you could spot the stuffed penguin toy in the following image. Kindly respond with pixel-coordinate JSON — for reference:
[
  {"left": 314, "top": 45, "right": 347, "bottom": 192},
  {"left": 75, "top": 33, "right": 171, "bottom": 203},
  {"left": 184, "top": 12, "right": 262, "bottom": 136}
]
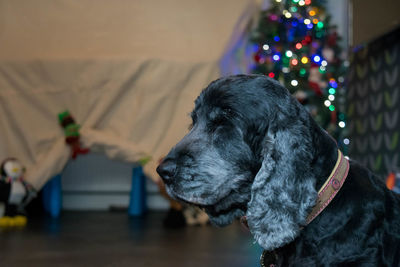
[{"left": 0, "top": 158, "right": 30, "bottom": 227}]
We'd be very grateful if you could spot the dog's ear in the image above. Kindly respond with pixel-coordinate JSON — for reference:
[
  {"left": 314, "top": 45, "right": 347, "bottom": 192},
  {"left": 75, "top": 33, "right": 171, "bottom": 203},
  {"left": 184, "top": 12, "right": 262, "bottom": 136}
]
[{"left": 246, "top": 97, "right": 318, "bottom": 251}]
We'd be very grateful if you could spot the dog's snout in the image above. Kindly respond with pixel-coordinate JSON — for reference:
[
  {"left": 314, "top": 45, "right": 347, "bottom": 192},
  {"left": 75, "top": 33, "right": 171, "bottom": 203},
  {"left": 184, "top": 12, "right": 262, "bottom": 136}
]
[{"left": 156, "top": 159, "right": 176, "bottom": 183}]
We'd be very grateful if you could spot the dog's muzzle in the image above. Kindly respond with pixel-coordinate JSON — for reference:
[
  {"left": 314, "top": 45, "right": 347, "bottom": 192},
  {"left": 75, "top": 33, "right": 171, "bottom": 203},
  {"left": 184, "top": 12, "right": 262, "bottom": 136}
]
[{"left": 156, "top": 159, "right": 176, "bottom": 184}]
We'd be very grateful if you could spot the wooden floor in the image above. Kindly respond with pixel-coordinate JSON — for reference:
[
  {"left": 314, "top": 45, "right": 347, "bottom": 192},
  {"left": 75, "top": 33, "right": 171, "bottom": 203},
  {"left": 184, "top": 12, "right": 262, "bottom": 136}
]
[{"left": 0, "top": 211, "right": 263, "bottom": 267}]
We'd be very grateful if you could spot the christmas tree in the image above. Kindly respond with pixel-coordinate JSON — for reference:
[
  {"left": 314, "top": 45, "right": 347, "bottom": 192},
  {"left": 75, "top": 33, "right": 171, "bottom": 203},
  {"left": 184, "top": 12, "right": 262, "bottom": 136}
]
[{"left": 250, "top": 0, "right": 348, "bottom": 147}]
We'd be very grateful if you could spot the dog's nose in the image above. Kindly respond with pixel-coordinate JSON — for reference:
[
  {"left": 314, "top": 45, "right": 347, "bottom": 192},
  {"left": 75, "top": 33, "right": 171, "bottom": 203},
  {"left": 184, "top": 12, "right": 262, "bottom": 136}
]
[{"left": 156, "top": 159, "right": 176, "bottom": 182}]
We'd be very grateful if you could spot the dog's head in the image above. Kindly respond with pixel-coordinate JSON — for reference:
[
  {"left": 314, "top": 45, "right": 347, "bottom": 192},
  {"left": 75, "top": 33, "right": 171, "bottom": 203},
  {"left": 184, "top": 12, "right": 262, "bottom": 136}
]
[{"left": 157, "top": 74, "right": 337, "bottom": 250}]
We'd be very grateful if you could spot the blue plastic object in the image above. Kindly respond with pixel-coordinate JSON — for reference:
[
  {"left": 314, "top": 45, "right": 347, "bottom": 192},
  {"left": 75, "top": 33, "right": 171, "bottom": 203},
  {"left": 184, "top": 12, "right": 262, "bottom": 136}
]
[
  {"left": 128, "top": 166, "right": 147, "bottom": 216},
  {"left": 42, "top": 174, "right": 62, "bottom": 218}
]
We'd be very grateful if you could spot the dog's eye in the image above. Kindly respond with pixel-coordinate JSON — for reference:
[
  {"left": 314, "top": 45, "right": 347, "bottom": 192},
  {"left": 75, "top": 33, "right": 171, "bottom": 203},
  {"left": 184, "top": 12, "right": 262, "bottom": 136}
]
[
  {"left": 207, "top": 116, "right": 228, "bottom": 132},
  {"left": 211, "top": 116, "right": 225, "bottom": 124}
]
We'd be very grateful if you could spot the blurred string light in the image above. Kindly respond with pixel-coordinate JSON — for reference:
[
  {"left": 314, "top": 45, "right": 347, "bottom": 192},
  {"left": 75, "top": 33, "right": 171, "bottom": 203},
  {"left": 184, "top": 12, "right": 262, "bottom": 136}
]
[
  {"left": 343, "top": 138, "right": 350, "bottom": 145},
  {"left": 313, "top": 55, "right": 321, "bottom": 63},
  {"left": 301, "top": 56, "right": 309, "bottom": 64},
  {"left": 282, "top": 57, "right": 289, "bottom": 64},
  {"left": 270, "top": 14, "right": 278, "bottom": 21},
  {"left": 251, "top": 0, "right": 347, "bottom": 136},
  {"left": 329, "top": 79, "right": 338, "bottom": 88}
]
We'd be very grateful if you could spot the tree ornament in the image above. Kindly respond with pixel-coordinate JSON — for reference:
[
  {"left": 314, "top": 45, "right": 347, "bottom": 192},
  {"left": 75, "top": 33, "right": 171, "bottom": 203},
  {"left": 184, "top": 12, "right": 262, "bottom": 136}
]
[
  {"left": 322, "top": 47, "right": 335, "bottom": 62},
  {"left": 295, "top": 90, "right": 308, "bottom": 104},
  {"left": 327, "top": 32, "right": 338, "bottom": 47},
  {"left": 308, "top": 66, "right": 327, "bottom": 95}
]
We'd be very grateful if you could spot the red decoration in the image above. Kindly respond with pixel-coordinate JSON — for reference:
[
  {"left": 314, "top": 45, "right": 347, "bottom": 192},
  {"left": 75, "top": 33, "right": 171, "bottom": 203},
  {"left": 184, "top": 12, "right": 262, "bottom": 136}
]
[
  {"left": 386, "top": 173, "right": 395, "bottom": 190},
  {"left": 65, "top": 136, "right": 90, "bottom": 159},
  {"left": 254, "top": 53, "right": 262, "bottom": 63},
  {"left": 327, "top": 32, "right": 338, "bottom": 47},
  {"left": 308, "top": 81, "right": 323, "bottom": 96}
]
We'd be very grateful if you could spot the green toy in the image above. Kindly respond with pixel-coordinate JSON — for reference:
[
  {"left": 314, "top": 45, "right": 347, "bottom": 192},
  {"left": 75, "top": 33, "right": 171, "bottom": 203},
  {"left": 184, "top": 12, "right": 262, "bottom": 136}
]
[{"left": 58, "top": 110, "right": 89, "bottom": 159}]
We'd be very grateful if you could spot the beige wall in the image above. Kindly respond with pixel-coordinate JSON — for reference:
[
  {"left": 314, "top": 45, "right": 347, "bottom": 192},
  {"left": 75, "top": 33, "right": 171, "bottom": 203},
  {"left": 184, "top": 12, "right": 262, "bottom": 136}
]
[
  {"left": 351, "top": 0, "right": 400, "bottom": 45},
  {"left": 0, "top": 0, "right": 251, "bottom": 61}
]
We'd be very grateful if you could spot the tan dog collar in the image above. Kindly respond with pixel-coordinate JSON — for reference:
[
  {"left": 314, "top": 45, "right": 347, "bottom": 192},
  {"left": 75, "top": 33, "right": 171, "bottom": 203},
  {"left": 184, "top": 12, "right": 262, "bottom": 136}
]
[
  {"left": 259, "top": 150, "right": 350, "bottom": 266},
  {"left": 305, "top": 149, "right": 350, "bottom": 225}
]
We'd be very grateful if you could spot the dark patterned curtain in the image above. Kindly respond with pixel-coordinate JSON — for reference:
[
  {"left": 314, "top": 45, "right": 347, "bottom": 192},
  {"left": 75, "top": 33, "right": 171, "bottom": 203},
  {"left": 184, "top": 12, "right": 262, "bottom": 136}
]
[{"left": 347, "top": 27, "right": 400, "bottom": 179}]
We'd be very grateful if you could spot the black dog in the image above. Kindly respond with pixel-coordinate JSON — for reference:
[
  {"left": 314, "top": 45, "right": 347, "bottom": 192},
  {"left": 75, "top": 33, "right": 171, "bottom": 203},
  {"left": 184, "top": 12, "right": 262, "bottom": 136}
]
[{"left": 157, "top": 74, "right": 400, "bottom": 266}]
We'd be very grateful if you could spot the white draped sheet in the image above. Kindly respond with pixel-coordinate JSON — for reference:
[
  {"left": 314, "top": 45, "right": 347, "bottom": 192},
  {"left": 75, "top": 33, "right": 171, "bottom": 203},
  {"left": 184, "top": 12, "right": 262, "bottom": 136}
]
[{"left": 0, "top": 0, "right": 256, "bottom": 189}]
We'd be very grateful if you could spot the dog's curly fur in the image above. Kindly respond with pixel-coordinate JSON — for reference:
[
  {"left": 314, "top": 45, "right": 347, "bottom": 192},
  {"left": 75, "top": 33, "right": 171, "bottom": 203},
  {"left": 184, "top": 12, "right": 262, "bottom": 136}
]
[{"left": 157, "top": 74, "right": 400, "bottom": 266}]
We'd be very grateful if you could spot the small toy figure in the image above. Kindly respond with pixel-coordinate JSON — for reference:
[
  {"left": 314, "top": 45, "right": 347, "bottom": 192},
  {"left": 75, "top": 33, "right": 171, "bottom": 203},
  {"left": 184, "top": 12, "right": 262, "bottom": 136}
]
[
  {"left": 0, "top": 158, "right": 36, "bottom": 228},
  {"left": 58, "top": 110, "right": 90, "bottom": 159}
]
